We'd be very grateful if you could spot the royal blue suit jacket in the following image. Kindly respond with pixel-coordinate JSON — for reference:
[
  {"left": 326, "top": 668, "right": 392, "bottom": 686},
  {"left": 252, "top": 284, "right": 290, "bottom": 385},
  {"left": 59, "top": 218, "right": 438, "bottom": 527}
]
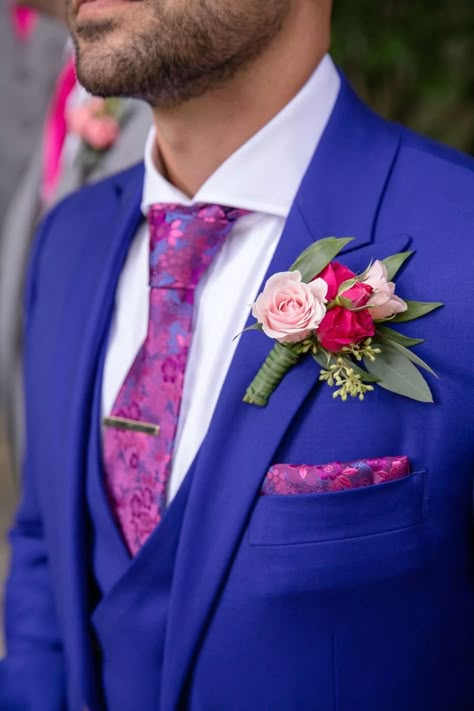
[{"left": 1, "top": 78, "right": 474, "bottom": 710}]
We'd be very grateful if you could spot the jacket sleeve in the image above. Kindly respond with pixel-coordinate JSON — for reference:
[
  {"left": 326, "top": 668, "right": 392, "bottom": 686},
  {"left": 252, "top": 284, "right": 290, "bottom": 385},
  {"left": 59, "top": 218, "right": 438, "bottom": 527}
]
[{"left": 0, "top": 212, "right": 67, "bottom": 710}]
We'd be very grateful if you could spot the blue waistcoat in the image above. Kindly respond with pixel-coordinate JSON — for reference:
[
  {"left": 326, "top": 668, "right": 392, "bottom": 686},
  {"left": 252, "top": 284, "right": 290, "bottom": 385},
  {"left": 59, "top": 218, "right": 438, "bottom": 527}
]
[{"left": 86, "top": 350, "right": 195, "bottom": 710}]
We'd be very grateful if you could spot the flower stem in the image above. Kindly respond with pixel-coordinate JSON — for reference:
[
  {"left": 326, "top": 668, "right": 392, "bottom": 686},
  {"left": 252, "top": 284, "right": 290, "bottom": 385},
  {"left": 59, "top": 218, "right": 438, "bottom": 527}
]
[{"left": 243, "top": 342, "right": 301, "bottom": 407}]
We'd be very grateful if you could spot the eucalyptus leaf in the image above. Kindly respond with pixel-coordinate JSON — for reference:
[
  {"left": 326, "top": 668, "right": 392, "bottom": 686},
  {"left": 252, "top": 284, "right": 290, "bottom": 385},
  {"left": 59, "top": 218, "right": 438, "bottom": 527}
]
[
  {"left": 233, "top": 322, "right": 262, "bottom": 341},
  {"left": 364, "top": 345, "right": 434, "bottom": 403},
  {"left": 312, "top": 351, "right": 331, "bottom": 369},
  {"left": 376, "top": 326, "right": 424, "bottom": 347},
  {"left": 382, "top": 251, "right": 414, "bottom": 280},
  {"left": 390, "top": 300, "right": 444, "bottom": 323},
  {"left": 290, "top": 237, "right": 354, "bottom": 283},
  {"left": 383, "top": 340, "right": 438, "bottom": 378}
]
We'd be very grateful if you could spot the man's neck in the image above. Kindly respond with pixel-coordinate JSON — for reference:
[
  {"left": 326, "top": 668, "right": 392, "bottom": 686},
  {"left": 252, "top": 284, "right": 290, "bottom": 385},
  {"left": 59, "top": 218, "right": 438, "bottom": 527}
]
[{"left": 152, "top": 2, "right": 330, "bottom": 197}]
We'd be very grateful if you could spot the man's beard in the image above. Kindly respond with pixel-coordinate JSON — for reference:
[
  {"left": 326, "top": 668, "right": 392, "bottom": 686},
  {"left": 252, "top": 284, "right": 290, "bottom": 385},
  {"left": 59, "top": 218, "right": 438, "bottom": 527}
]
[{"left": 68, "top": 1, "right": 290, "bottom": 108}]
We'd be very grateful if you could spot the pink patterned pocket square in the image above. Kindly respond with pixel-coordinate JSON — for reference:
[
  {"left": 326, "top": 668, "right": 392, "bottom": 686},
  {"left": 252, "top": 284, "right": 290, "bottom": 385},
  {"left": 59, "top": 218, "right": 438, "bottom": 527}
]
[{"left": 261, "top": 456, "right": 410, "bottom": 496}]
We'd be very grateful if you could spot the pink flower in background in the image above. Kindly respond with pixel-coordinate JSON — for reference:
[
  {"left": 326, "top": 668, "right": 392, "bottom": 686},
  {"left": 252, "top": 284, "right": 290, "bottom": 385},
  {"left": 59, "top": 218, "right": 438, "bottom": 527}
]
[
  {"left": 66, "top": 97, "right": 120, "bottom": 150},
  {"left": 363, "top": 260, "right": 407, "bottom": 319},
  {"left": 11, "top": 7, "right": 37, "bottom": 41},
  {"left": 252, "top": 270, "right": 328, "bottom": 344}
]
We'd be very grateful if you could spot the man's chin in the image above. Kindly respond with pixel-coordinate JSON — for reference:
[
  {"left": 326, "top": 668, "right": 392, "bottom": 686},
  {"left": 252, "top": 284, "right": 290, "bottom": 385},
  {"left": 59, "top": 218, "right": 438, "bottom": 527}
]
[{"left": 74, "top": 52, "right": 123, "bottom": 97}]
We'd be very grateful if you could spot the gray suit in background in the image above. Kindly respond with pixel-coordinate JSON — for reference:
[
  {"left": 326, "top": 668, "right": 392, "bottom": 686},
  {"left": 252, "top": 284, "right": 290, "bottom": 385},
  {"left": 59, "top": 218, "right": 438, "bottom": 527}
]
[
  {"left": 0, "top": 95, "right": 151, "bottom": 476},
  {"left": 0, "top": 5, "right": 67, "bottom": 227}
]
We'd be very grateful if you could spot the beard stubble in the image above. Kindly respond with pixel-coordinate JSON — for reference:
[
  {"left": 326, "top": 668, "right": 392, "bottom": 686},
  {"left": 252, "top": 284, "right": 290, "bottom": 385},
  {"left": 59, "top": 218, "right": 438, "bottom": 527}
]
[{"left": 68, "top": 0, "right": 291, "bottom": 108}]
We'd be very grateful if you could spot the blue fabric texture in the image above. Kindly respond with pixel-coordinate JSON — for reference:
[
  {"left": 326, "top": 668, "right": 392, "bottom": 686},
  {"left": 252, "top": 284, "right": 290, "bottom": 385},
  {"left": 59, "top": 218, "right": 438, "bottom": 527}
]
[{"left": 1, "top": 76, "right": 474, "bottom": 710}]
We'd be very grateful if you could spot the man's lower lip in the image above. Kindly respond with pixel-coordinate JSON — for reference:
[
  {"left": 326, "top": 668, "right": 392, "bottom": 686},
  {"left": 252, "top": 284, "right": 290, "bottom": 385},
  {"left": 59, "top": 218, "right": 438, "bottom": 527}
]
[{"left": 77, "top": 0, "right": 140, "bottom": 17}]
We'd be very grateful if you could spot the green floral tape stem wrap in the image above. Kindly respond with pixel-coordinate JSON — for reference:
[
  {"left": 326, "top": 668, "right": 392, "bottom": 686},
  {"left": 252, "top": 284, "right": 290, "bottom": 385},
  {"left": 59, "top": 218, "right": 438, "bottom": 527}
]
[{"left": 243, "top": 342, "right": 301, "bottom": 407}]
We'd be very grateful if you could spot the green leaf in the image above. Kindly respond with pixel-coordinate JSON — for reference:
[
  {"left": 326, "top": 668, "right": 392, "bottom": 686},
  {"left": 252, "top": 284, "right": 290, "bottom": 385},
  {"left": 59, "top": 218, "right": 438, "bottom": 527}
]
[
  {"left": 290, "top": 237, "right": 354, "bottom": 282},
  {"left": 364, "top": 345, "right": 434, "bottom": 403},
  {"left": 233, "top": 322, "right": 262, "bottom": 341},
  {"left": 390, "top": 300, "right": 444, "bottom": 323},
  {"left": 337, "top": 296, "right": 354, "bottom": 309},
  {"left": 357, "top": 260, "right": 375, "bottom": 282},
  {"left": 375, "top": 326, "right": 424, "bottom": 347},
  {"left": 382, "top": 251, "right": 414, "bottom": 280},
  {"left": 337, "top": 277, "right": 358, "bottom": 295},
  {"left": 376, "top": 327, "right": 436, "bottom": 376},
  {"left": 312, "top": 351, "right": 331, "bottom": 369},
  {"left": 387, "top": 340, "right": 438, "bottom": 378}
]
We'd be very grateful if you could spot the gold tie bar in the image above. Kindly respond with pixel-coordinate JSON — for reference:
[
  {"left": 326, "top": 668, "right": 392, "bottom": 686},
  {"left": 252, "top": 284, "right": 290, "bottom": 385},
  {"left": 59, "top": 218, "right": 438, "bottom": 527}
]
[{"left": 103, "top": 416, "right": 160, "bottom": 436}]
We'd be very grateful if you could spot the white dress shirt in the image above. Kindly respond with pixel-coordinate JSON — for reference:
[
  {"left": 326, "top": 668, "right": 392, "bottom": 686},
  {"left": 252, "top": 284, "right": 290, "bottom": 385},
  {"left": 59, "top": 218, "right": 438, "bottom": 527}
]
[{"left": 102, "top": 54, "right": 340, "bottom": 504}]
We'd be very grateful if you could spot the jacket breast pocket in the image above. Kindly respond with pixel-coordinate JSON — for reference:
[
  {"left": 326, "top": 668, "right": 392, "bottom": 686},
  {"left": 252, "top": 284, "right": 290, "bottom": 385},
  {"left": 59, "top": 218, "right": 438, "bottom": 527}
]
[
  {"left": 246, "top": 470, "right": 429, "bottom": 593},
  {"left": 249, "top": 469, "right": 427, "bottom": 546}
]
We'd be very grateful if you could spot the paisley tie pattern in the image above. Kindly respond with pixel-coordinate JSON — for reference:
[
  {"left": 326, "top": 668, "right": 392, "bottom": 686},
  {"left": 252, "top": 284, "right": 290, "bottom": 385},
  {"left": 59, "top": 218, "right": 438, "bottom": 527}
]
[{"left": 104, "top": 203, "right": 248, "bottom": 555}]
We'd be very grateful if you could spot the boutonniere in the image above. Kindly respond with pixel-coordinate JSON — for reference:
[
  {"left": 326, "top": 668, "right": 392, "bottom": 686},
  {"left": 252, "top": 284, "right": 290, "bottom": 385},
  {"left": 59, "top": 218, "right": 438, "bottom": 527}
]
[
  {"left": 66, "top": 96, "right": 122, "bottom": 152},
  {"left": 242, "top": 238, "right": 443, "bottom": 406}
]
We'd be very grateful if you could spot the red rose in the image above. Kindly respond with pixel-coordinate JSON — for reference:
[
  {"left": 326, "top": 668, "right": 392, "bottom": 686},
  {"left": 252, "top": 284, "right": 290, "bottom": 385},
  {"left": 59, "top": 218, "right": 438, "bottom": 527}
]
[
  {"left": 316, "top": 261, "right": 373, "bottom": 306},
  {"left": 341, "top": 281, "right": 373, "bottom": 307},
  {"left": 317, "top": 306, "right": 375, "bottom": 352},
  {"left": 317, "top": 262, "right": 355, "bottom": 300}
]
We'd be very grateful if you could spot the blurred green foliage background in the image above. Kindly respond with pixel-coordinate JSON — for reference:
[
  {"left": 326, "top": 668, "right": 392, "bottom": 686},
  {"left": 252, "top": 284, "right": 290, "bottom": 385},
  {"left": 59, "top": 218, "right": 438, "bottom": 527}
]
[{"left": 332, "top": 0, "right": 474, "bottom": 154}]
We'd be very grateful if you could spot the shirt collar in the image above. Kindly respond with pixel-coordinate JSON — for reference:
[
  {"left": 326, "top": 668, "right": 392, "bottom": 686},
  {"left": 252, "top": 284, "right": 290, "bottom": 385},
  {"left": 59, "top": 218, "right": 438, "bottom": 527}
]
[{"left": 141, "top": 54, "right": 340, "bottom": 219}]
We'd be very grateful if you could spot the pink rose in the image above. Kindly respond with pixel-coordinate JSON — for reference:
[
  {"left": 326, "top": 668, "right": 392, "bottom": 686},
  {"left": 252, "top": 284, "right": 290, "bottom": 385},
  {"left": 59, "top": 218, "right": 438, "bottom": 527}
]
[
  {"left": 342, "top": 281, "right": 373, "bottom": 307},
  {"left": 252, "top": 270, "right": 328, "bottom": 344},
  {"left": 363, "top": 260, "right": 407, "bottom": 319},
  {"left": 66, "top": 98, "right": 120, "bottom": 150},
  {"left": 318, "top": 306, "right": 375, "bottom": 352},
  {"left": 83, "top": 116, "right": 120, "bottom": 150},
  {"left": 66, "top": 104, "right": 91, "bottom": 135},
  {"left": 317, "top": 261, "right": 373, "bottom": 306}
]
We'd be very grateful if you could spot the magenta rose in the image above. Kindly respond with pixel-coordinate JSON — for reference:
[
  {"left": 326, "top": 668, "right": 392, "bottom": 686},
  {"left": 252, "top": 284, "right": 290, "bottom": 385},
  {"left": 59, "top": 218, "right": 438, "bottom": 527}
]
[
  {"left": 317, "top": 262, "right": 355, "bottom": 300},
  {"left": 252, "top": 270, "right": 328, "bottom": 344},
  {"left": 317, "top": 261, "right": 373, "bottom": 306},
  {"left": 318, "top": 306, "right": 375, "bottom": 352}
]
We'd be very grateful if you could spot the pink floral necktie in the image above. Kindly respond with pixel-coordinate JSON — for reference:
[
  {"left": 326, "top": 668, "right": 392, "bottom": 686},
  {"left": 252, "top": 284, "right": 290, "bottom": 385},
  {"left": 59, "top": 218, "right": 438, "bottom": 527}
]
[{"left": 103, "top": 203, "right": 248, "bottom": 555}]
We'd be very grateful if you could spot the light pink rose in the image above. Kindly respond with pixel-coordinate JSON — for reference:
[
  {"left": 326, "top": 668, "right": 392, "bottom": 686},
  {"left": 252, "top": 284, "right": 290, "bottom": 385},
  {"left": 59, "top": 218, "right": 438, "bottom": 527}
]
[
  {"left": 363, "top": 260, "right": 408, "bottom": 319},
  {"left": 66, "top": 98, "right": 119, "bottom": 150},
  {"left": 252, "top": 270, "right": 328, "bottom": 344},
  {"left": 83, "top": 116, "right": 120, "bottom": 150}
]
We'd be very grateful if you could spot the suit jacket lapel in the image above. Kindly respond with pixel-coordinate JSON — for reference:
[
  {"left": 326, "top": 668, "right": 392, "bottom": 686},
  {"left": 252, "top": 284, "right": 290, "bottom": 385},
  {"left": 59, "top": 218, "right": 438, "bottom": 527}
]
[
  {"left": 52, "top": 165, "right": 144, "bottom": 701},
  {"left": 161, "top": 79, "right": 407, "bottom": 710}
]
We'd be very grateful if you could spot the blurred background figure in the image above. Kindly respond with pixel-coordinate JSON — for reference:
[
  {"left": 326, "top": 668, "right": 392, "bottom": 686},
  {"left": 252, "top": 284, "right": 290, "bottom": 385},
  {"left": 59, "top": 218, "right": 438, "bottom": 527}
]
[
  {"left": 0, "top": 0, "right": 67, "bottom": 224},
  {"left": 0, "top": 0, "right": 151, "bottom": 475},
  {"left": 0, "top": 0, "right": 151, "bottom": 654},
  {"left": 0, "top": 0, "right": 66, "bottom": 657}
]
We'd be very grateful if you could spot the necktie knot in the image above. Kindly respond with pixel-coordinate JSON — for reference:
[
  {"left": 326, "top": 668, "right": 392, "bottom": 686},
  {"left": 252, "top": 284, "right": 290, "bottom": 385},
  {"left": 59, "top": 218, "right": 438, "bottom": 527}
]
[{"left": 147, "top": 203, "right": 248, "bottom": 290}]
